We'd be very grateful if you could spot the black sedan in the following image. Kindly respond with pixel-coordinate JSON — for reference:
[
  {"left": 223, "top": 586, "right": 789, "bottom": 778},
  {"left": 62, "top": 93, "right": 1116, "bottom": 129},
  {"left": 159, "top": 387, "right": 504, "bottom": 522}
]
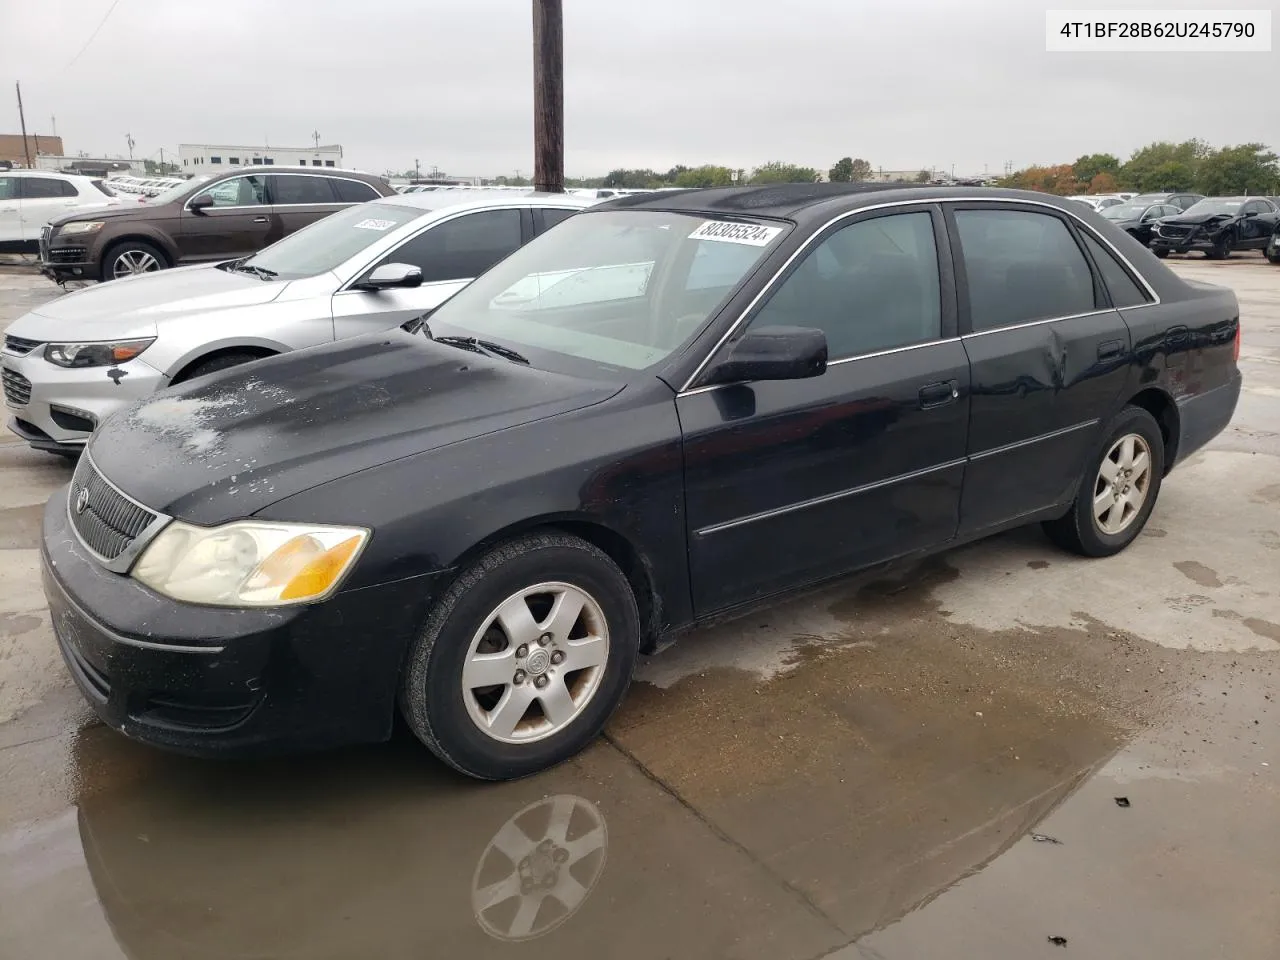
[
  {"left": 1098, "top": 199, "right": 1184, "bottom": 245},
  {"left": 42, "top": 184, "right": 1243, "bottom": 780},
  {"left": 1148, "top": 196, "right": 1280, "bottom": 259}
]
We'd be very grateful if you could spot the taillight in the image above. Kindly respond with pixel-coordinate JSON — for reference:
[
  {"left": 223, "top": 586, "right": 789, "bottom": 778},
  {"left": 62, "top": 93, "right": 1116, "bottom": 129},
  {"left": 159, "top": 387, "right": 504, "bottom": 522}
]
[{"left": 1233, "top": 319, "right": 1241, "bottom": 364}]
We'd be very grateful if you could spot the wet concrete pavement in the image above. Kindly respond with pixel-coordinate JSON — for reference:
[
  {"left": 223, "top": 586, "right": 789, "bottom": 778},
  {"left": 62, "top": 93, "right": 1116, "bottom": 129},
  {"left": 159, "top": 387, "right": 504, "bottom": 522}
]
[{"left": 1, "top": 258, "right": 1278, "bottom": 958}]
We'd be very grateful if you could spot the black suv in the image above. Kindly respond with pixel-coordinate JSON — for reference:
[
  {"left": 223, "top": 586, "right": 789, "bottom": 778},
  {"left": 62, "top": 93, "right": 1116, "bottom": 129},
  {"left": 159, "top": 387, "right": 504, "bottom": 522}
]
[{"left": 40, "top": 166, "right": 397, "bottom": 283}]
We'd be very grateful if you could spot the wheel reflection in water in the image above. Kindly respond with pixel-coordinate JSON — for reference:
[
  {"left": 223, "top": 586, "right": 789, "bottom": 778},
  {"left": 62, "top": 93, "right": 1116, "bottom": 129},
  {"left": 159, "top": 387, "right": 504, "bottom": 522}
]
[{"left": 470, "top": 794, "right": 608, "bottom": 941}]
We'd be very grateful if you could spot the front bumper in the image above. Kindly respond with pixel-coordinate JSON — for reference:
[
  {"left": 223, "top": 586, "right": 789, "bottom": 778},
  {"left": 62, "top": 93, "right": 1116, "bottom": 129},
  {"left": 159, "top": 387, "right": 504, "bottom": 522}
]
[
  {"left": 41, "top": 227, "right": 99, "bottom": 281},
  {"left": 2, "top": 347, "right": 167, "bottom": 449},
  {"left": 1148, "top": 225, "right": 1226, "bottom": 254},
  {"left": 42, "top": 490, "right": 447, "bottom": 756}
]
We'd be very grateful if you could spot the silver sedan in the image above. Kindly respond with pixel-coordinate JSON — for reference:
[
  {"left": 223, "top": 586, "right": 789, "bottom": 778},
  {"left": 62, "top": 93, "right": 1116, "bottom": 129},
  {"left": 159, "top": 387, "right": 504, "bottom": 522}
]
[{"left": 1, "top": 191, "right": 593, "bottom": 453}]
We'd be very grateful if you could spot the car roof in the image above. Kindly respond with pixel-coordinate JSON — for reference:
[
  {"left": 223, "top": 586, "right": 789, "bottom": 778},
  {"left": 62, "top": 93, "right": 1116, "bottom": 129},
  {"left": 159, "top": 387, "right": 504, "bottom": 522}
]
[
  {"left": 598, "top": 183, "right": 1110, "bottom": 222},
  {"left": 376, "top": 190, "right": 596, "bottom": 213}
]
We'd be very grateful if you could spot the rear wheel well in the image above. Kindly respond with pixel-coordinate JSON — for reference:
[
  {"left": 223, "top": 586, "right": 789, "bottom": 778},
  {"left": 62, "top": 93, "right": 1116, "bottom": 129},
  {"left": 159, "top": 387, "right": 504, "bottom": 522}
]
[
  {"left": 451, "top": 519, "right": 663, "bottom": 653},
  {"left": 1126, "top": 388, "right": 1179, "bottom": 473},
  {"left": 170, "top": 346, "right": 277, "bottom": 384}
]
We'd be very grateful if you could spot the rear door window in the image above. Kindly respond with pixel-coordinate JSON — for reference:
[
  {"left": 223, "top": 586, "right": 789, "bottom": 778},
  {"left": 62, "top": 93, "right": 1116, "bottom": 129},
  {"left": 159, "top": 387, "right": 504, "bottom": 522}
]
[
  {"left": 1080, "top": 232, "right": 1150, "bottom": 308},
  {"left": 270, "top": 174, "right": 338, "bottom": 205},
  {"left": 954, "top": 209, "right": 1097, "bottom": 331},
  {"left": 20, "top": 177, "right": 76, "bottom": 199}
]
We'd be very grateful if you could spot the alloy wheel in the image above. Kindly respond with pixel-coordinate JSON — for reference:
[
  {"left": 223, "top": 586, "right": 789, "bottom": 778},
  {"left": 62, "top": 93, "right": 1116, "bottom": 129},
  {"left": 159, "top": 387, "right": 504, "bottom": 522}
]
[
  {"left": 461, "top": 582, "right": 610, "bottom": 743},
  {"left": 112, "top": 249, "right": 160, "bottom": 278},
  {"left": 1092, "top": 433, "right": 1153, "bottom": 535}
]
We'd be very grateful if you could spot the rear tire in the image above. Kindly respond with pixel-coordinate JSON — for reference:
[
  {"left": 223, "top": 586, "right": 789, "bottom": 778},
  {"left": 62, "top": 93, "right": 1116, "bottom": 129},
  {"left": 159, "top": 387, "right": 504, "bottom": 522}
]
[
  {"left": 1043, "top": 407, "right": 1165, "bottom": 558},
  {"left": 100, "top": 240, "right": 168, "bottom": 282},
  {"left": 400, "top": 532, "right": 639, "bottom": 780}
]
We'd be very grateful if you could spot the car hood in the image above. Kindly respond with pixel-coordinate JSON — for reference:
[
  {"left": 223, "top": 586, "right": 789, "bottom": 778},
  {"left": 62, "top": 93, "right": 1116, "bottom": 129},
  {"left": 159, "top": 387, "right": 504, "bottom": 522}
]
[
  {"left": 49, "top": 202, "right": 174, "bottom": 227},
  {"left": 1162, "top": 212, "right": 1239, "bottom": 226},
  {"left": 11, "top": 265, "right": 285, "bottom": 340},
  {"left": 89, "top": 332, "right": 622, "bottom": 524}
]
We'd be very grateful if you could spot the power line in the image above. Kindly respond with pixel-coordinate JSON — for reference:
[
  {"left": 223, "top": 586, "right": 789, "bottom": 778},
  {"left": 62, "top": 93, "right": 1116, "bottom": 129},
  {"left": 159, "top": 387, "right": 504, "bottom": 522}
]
[{"left": 64, "top": 0, "right": 122, "bottom": 71}]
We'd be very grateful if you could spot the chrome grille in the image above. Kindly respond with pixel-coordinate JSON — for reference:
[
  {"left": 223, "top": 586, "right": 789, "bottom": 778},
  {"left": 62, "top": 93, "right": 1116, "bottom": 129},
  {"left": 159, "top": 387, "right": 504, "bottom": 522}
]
[
  {"left": 1159, "top": 225, "right": 1191, "bottom": 239},
  {"left": 68, "top": 456, "right": 158, "bottom": 561},
  {"left": 2, "top": 367, "right": 31, "bottom": 405},
  {"left": 3, "top": 335, "right": 41, "bottom": 356}
]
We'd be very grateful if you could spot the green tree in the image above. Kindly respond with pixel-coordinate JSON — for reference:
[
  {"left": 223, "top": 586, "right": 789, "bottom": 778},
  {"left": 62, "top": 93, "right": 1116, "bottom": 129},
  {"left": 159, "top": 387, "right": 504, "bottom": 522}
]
[
  {"left": 1072, "top": 153, "right": 1120, "bottom": 184},
  {"left": 749, "top": 161, "right": 820, "bottom": 184},
  {"left": 829, "top": 157, "right": 854, "bottom": 182},
  {"left": 1120, "top": 140, "right": 1211, "bottom": 192},
  {"left": 1195, "top": 143, "right": 1280, "bottom": 195},
  {"left": 914, "top": 169, "right": 932, "bottom": 183},
  {"left": 674, "top": 165, "right": 734, "bottom": 188},
  {"left": 830, "top": 157, "right": 873, "bottom": 182},
  {"left": 603, "top": 168, "right": 661, "bottom": 189}
]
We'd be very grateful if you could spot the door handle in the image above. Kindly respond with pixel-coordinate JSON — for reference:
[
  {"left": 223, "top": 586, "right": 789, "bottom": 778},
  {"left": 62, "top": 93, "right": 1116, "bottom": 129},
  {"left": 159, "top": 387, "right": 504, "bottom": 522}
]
[
  {"left": 1097, "top": 339, "right": 1125, "bottom": 361},
  {"left": 918, "top": 379, "right": 959, "bottom": 409},
  {"left": 252, "top": 216, "right": 270, "bottom": 223}
]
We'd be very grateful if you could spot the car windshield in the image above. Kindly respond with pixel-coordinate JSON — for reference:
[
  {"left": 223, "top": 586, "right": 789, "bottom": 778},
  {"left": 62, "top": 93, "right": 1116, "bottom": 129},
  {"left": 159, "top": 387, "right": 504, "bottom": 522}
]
[
  {"left": 151, "top": 176, "right": 209, "bottom": 205},
  {"left": 425, "top": 210, "right": 789, "bottom": 374},
  {"left": 241, "top": 202, "right": 422, "bottom": 278},
  {"left": 1101, "top": 203, "right": 1150, "bottom": 220},
  {"left": 1183, "top": 199, "right": 1244, "bottom": 216}
]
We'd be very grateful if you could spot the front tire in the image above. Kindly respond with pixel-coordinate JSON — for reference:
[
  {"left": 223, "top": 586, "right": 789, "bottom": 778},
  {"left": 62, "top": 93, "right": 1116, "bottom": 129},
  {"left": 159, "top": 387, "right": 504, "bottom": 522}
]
[
  {"left": 1151, "top": 247, "right": 1170, "bottom": 259},
  {"left": 400, "top": 533, "right": 639, "bottom": 780},
  {"left": 1042, "top": 407, "right": 1165, "bottom": 558},
  {"left": 101, "top": 240, "right": 168, "bottom": 281},
  {"left": 1205, "top": 233, "right": 1234, "bottom": 260}
]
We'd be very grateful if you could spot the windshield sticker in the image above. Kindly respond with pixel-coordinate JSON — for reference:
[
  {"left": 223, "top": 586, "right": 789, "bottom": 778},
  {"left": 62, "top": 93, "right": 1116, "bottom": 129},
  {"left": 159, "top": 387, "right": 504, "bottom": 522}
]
[
  {"left": 352, "top": 218, "right": 398, "bottom": 231},
  {"left": 689, "top": 221, "right": 782, "bottom": 246}
]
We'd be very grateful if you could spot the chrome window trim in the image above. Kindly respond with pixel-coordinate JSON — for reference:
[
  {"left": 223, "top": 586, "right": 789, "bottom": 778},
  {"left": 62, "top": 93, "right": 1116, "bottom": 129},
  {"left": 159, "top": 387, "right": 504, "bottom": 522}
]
[
  {"left": 694, "top": 457, "right": 968, "bottom": 537},
  {"left": 182, "top": 172, "right": 376, "bottom": 212},
  {"left": 66, "top": 450, "right": 173, "bottom": 575},
  {"left": 335, "top": 202, "right": 530, "bottom": 293},
  {"left": 679, "top": 196, "right": 1161, "bottom": 393}
]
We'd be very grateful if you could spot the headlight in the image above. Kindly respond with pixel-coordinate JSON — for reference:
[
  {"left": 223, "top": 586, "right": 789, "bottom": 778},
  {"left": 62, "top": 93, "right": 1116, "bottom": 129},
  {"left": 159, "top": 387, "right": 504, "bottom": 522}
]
[
  {"left": 132, "top": 520, "right": 369, "bottom": 606},
  {"left": 58, "top": 221, "right": 104, "bottom": 235},
  {"left": 44, "top": 338, "right": 155, "bottom": 368}
]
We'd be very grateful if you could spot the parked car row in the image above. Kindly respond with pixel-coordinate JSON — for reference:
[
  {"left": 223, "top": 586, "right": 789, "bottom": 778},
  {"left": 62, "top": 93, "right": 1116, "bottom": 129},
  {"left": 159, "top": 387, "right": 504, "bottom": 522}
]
[
  {"left": 108, "top": 175, "right": 188, "bottom": 198},
  {"left": 37, "top": 165, "right": 396, "bottom": 283},
  {"left": 7, "top": 183, "right": 1243, "bottom": 781},
  {"left": 4, "top": 190, "right": 593, "bottom": 451},
  {"left": 0, "top": 170, "right": 122, "bottom": 251}
]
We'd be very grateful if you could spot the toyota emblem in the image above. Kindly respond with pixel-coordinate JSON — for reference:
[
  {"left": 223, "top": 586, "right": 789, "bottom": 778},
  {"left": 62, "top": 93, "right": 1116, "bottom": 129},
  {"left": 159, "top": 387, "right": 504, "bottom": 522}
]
[{"left": 74, "top": 487, "right": 89, "bottom": 515}]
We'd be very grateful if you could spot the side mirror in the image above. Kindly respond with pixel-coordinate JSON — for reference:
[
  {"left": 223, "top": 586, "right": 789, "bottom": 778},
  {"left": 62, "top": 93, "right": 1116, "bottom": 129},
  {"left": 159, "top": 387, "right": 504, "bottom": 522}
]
[
  {"left": 188, "top": 193, "right": 214, "bottom": 214},
  {"left": 354, "top": 263, "right": 424, "bottom": 291},
  {"left": 702, "top": 326, "right": 828, "bottom": 386}
]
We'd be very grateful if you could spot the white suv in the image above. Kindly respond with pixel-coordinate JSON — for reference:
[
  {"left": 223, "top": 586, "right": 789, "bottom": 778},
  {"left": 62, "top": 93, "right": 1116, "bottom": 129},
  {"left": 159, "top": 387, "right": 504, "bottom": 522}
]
[{"left": 0, "top": 171, "right": 122, "bottom": 250}]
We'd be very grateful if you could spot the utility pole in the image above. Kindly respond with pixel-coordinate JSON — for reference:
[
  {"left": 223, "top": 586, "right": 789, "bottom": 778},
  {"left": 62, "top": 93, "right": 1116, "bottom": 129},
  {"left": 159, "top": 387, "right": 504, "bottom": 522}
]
[
  {"left": 16, "top": 82, "right": 32, "bottom": 168},
  {"left": 160, "top": 146, "right": 165, "bottom": 172},
  {"left": 532, "top": 0, "right": 564, "bottom": 193},
  {"left": 125, "top": 132, "right": 135, "bottom": 160},
  {"left": 312, "top": 130, "right": 321, "bottom": 150},
  {"left": 414, "top": 158, "right": 420, "bottom": 181}
]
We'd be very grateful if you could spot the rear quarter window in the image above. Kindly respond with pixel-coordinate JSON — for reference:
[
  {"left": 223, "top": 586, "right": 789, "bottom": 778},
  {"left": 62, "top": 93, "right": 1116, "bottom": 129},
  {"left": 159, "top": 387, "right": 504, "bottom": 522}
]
[
  {"left": 1079, "top": 232, "right": 1151, "bottom": 309},
  {"left": 331, "top": 179, "right": 380, "bottom": 203}
]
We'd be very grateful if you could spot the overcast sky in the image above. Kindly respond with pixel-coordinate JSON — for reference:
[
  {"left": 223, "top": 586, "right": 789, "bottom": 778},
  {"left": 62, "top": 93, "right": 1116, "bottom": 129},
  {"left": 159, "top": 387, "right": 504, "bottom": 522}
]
[{"left": 1, "top": 0, "right": 1274, "bottom": 178}]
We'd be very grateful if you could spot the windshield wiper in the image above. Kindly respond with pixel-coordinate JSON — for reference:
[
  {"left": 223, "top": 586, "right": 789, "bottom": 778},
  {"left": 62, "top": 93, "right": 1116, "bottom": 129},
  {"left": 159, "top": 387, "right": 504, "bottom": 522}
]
[
  {"left": 433, "top": 335, "right": 529, "bottom": 365},
  {"left": 230, "top": 261, "right": 278, "bottom": 280}
]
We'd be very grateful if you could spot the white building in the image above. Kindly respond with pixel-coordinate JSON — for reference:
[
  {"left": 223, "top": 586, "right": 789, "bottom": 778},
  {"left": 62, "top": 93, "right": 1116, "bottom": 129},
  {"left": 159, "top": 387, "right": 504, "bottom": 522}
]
[{"left": 178, "top": 143, "right": 344, "bottom": 172}]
